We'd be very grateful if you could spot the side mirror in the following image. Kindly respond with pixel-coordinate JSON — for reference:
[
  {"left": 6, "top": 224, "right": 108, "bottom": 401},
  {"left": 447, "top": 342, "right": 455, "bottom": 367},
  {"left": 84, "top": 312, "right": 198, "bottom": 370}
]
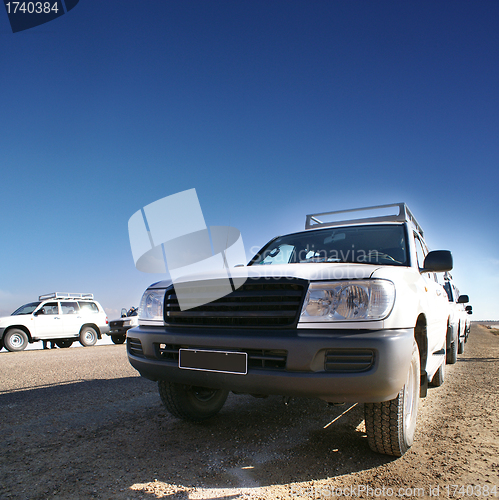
[
  {"left": 458, "top": 295, "right": 469, "bottom": 304},
  {"left": 465, "top": 305, "right": 473, "bottom": 314},
  {"left": 422, "top": 250, "right": 453, "bottom": 273},
  {"left": 121, "top": 308, "right": 127, "bottom": 318}
]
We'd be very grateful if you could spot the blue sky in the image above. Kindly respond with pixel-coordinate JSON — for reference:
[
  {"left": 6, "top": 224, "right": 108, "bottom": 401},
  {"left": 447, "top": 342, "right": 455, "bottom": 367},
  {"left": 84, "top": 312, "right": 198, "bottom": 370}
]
[{"left": 1, "top": 1, "right": 498, "bottom": 320}]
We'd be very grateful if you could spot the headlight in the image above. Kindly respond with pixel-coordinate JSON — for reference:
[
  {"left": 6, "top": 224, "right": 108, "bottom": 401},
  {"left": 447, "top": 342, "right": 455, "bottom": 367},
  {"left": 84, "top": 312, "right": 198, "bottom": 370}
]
[
  {"left": 139, "top": 289, "right": 165, "bottom": 323},
  {"left": 300, "top": 280, "right": 395, "bottom": 322}
]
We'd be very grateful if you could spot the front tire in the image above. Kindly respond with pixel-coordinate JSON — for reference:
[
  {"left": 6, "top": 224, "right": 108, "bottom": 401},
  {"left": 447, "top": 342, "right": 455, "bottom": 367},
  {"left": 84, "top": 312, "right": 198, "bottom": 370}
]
[
  {"left": 446, "top": 323, "right": 458, "bottom": 364},
  {"left": 158, "top": 381, "right": 229, "bottom": 422},
  {"left": 111, "top": 335, "right": 126, "bottom": 344},
  {"left": 458, "top": 339, "right": 464, "bottom": 355},
  {"left": 4, "top": 329, "right": 29, "bottom": 352},
  {"left": 56, "top": 340, "right": 74, "bottom": 348},
  {"left": 79, "top": 327, "right": 98, "bottom": 347},
  {"left": 364, "top": 340, "right": 420, "bottom": 456},
  {"left": 447, "top": 340, "right": 457, "bottom": 364}
]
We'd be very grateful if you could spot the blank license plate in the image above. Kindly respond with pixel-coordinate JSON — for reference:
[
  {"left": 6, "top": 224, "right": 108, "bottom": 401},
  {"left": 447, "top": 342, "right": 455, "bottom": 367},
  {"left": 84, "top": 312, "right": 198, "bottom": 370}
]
[{"left": 179, "top": 349, "right": 247, "bottom": 375}]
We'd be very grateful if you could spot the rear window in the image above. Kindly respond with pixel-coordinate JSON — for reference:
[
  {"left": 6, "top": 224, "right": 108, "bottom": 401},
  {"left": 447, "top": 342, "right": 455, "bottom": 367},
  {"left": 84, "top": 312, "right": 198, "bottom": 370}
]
[{"left": 78, "top": 301, "right": 99, "bottom": 313}]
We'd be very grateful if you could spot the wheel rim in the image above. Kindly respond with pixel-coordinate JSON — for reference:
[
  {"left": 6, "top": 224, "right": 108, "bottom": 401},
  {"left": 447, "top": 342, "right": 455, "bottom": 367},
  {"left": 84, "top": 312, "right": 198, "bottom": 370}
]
[
  {"left": 84, "top": 331, "right": 95, "bottom": 343},
  {"left": 10, "top": 333, "right": 24, "bottom": 348},
  {"left": 191, "top": 387, "right": 218, "bottom": 402},
  {"left": 403, "top": 361, "right": 417, "bottom": 434}
]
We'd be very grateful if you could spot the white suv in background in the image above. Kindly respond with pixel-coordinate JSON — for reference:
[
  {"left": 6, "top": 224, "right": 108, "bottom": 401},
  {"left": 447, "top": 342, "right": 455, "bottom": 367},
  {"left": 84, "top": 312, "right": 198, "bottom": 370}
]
[
  {"left": 0, "top": 293, "right": 109, "bottom": 352},
  {"left": 443, "top": 274, "right": 470, "bottom": 359}
]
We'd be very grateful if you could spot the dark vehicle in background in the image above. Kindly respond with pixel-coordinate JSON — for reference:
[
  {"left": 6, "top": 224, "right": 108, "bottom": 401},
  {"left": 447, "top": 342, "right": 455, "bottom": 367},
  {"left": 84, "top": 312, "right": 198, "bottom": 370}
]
[{"left": 107, "top": 307, "right": 138, "bottom": 344}]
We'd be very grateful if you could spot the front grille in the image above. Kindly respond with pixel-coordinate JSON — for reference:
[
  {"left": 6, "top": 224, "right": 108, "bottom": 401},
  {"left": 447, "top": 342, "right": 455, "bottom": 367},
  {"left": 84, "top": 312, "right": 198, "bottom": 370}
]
[
  {"left": 127, "top": 338, "right": 145, "bottom": 358},
  {"left": 156, "top": 344, "right": 287, "bottom": 371},
  {"left": 110, "top": 320, "right": 124, "bottom": 329},
  {"left": 324, "top": 349, "right": 375, "bottom": 372},
  {"left": 163, "top": 277, "right": 306, "bottom": 328}
]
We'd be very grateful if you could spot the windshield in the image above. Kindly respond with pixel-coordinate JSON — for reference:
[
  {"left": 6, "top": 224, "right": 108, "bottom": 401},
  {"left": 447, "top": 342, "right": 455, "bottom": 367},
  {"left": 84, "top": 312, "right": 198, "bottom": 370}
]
[
  {"left": 250, "top": 224, "right": 408, "bottom": 266},
  {"left": 12, "top": 302, "right": 41, "bottom": 315}
]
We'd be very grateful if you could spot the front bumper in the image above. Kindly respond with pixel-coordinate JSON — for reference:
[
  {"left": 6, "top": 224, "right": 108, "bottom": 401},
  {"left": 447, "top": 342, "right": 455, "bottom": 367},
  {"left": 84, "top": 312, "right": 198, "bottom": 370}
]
[
  {"left": 127, "top": 326, "right": 414, "bottom": 403},
  {"left": 108, "top": 327, "right": 130, "bottom": 335}
]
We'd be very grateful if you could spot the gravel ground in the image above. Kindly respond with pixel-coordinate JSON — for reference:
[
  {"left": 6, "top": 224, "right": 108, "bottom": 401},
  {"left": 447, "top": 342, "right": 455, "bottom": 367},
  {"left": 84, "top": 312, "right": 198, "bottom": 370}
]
[{"left": 0, "top": 324, "right": 498, "bottom": 499}]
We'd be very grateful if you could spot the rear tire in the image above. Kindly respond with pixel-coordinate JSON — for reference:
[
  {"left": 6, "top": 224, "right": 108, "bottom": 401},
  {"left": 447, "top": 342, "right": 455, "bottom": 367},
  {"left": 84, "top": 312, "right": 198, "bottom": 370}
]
[
  {"left": 4, "top": 329, "right": 29, "bottom": 352},
  {"left": 158, "top": 381, "right": 228, "bottom": 422},
  {"left": 364, "top": 340, "right": 420, "bottom": 456},
  {"left": 79, "top": 327, "right": 98, "bottom": 347}
]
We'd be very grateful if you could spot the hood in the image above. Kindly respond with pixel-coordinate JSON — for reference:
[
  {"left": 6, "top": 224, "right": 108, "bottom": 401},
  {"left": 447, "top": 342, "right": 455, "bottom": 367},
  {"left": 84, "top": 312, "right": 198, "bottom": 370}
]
[{"left": 147, "top": 263, "right": 381, "bottom": 289}]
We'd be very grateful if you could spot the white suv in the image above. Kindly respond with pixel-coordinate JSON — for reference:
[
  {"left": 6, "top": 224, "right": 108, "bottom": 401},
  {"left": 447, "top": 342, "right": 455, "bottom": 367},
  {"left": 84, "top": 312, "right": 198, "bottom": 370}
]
[
  {"left": 0, "top": 293, "right": 109, "bottom": 352},
  {"left": 127, "top": 203, "right": 453, "bottom": 456},
  {"left": 443, "top": 274, "right": 470, "bottom": 360}
]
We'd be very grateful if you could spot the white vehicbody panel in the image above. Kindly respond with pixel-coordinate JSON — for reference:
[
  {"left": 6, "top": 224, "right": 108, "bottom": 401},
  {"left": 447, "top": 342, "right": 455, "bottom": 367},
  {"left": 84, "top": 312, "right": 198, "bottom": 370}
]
[{"left": 34, "top": 311, "right": 65, "bottom": 338}]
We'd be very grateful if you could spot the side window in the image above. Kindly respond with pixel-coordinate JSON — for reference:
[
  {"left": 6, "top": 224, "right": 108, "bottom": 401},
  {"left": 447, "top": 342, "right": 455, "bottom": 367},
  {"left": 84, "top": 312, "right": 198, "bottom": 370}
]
[
  {"left": 415, "top": 234, "right": 439, "bottom": 282},
  {"left": 414, "top": 234, "right": 427, "bottom": 269},
  {"left": 61, "top": 302, "right": 80, "bottom": 314},
  {"left": 443, "top": 281, "right": 453, "bottom": 301},
  {"left": 78, "top": 301, "right": 99, "bottom": 313},
  {"left": 39, "top": 302, "right": 59, "bottom": 315}
]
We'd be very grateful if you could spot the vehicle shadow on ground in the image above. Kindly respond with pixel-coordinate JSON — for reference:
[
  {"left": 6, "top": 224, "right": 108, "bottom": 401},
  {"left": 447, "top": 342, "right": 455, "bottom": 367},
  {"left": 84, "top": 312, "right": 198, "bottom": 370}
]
[
  {"left": 125, "top": 392, "right": 397, "bottom": 497},
  {"left": 0, "top": 376, "right": 156, "bottom": 429},
  {"left": 1, "top": 378, "right": 396, "bottom": 499},
  {"left": 457, "top": 356, "right": 499, "bottom": 363}
]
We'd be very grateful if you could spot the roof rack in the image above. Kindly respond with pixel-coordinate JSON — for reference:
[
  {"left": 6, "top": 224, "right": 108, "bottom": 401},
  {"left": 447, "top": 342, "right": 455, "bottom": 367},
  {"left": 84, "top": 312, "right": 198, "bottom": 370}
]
[
  {"left": 305, "top": 202, "right": 424, "bottom": 236},
  {"left": 38, "top": 292, "right": 94, "bottom": 301}
]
